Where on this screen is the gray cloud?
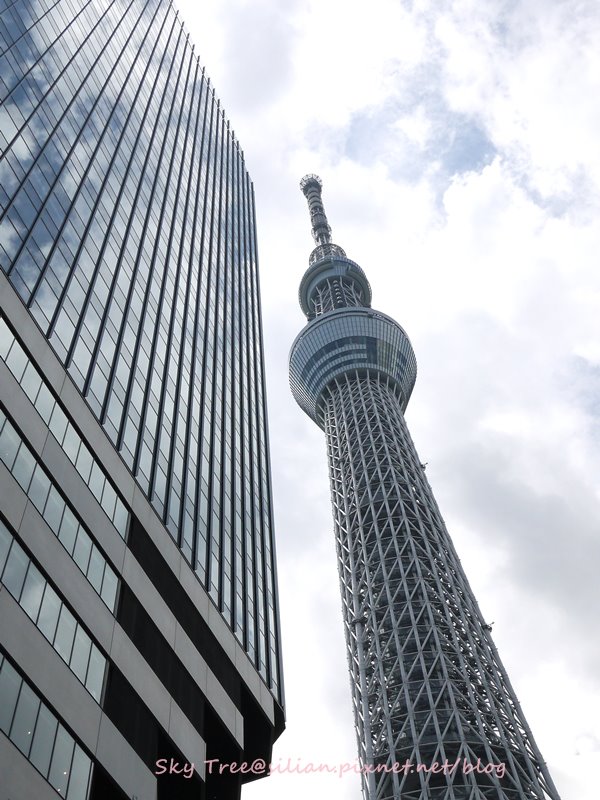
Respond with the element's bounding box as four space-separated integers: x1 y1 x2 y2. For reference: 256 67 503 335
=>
408 310 600 687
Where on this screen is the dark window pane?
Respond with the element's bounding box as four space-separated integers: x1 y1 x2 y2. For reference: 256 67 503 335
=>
112 498 128 538
69 626 91 684
66 744 92 800
0 659 21 734
54 606 77 662
0 420 20 469
28 464 51 511
73 533 91 573
0 520 12 575
100 567 118 611
62 423 80 463
58 507 78 553
30 704 58 776
35 383 55 423
44 485 65 533
101 480 116 519
48 725 75 796
87 547 104 593
75 444 93 483
48 404 68 443
37 584 61 641
85 646 106 702
5 340 28 381
2 540 28 600
11 443 36 490
20 361 42 400
10 681 40 757
88 462 103 501
0 318 14 359
20 561 46 622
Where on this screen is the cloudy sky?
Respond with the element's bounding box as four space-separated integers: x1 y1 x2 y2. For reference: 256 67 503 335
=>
175 1 600 797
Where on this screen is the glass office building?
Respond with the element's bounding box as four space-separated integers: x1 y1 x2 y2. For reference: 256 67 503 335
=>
0 1 284 798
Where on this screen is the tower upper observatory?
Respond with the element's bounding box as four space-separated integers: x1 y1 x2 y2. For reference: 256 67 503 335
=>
297 175 372 318
290 175 416 425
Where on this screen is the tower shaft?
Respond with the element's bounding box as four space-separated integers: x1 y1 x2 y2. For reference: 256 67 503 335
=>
289 176 562 800
324 371 559 799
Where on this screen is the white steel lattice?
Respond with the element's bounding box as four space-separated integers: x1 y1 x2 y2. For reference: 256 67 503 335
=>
311 276 366 316
322 372 561 800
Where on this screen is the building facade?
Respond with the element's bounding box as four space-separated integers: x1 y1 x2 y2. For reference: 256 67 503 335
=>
289 175 560 800
0 1 284 798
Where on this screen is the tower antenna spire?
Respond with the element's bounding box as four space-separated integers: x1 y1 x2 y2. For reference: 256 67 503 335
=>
300 174 332 246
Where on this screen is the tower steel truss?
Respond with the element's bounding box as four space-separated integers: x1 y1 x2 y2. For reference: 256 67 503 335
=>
289 176 561 800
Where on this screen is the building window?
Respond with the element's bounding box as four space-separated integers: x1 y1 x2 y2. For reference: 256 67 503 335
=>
0 518 107 702
0 409 119 612
0 316 129 538
0 652 93 800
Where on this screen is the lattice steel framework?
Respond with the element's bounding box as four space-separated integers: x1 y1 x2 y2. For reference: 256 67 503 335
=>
289 176 561 800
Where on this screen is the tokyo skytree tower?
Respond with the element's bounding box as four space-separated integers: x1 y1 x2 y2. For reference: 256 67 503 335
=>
289 175 561 800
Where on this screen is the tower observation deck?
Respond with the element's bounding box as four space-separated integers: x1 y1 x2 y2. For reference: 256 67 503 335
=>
289 175 561 800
